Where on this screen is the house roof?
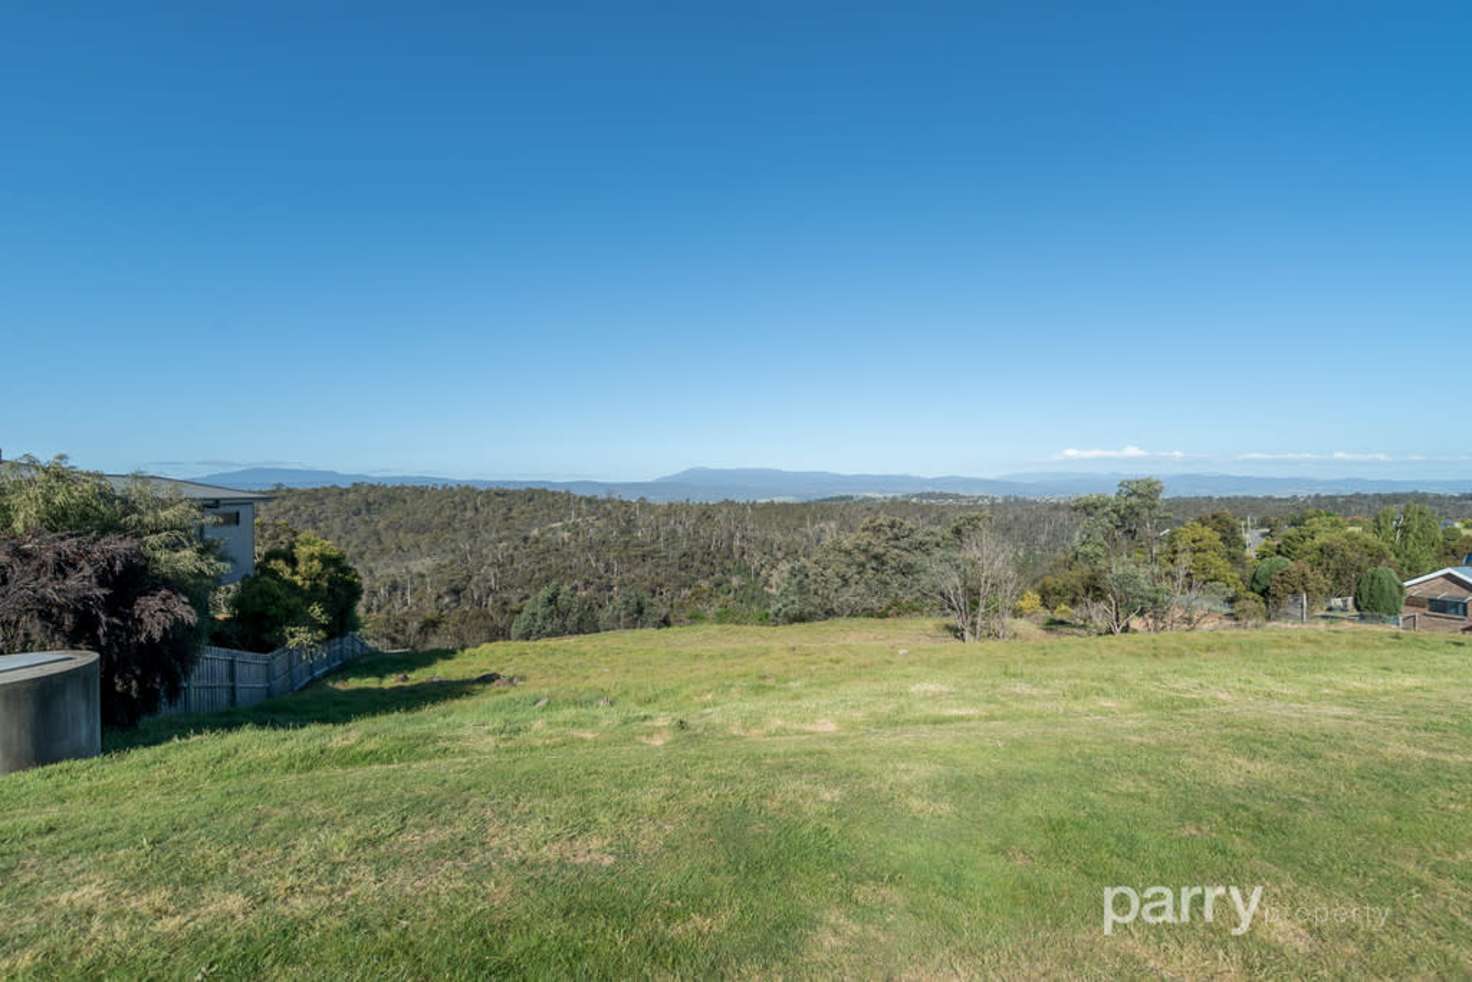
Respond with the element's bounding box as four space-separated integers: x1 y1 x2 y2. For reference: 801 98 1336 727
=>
102 474 273 503
1403 566 1472 590
2 461 270 503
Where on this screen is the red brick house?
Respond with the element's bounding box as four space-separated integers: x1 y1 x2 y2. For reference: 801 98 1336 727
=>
1402 565 1472 632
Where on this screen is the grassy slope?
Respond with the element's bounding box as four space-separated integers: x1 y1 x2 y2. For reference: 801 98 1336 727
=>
2 621 1470 979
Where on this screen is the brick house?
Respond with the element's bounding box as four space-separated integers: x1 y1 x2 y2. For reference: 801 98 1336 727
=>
1402 564 1472 632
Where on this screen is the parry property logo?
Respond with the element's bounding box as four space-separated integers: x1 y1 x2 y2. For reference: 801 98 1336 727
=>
1103 885 1264 936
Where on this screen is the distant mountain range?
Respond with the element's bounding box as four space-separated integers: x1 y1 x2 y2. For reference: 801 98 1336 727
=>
188 466 1472 502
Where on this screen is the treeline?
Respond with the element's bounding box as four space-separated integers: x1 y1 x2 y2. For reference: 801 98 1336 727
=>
262 483 1472 648
1033 483 1472 632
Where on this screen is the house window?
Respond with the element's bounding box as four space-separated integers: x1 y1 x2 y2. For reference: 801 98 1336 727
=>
211 510 241 527
1428 597 1468 617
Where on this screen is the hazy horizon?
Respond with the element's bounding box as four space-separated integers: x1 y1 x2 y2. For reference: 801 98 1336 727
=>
35 457 1472 487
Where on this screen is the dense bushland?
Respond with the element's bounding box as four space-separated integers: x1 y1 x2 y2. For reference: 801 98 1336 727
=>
262 482 1472 648
262 486 1077 648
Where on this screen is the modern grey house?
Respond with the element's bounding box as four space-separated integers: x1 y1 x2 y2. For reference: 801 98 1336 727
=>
103 475 272 584
0 458 271 584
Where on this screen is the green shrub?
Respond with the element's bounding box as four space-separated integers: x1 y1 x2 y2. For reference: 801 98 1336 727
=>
511 583 600 641
222 570 313 651
1265 561 1329 616
599 588 665 631
1231 593 1266 626
770 560 828 625
223 530 362 652
1250 556 1291 596
279 534 362 638
1354 566 1405 616
1037 568 1098 610
714 604 768 625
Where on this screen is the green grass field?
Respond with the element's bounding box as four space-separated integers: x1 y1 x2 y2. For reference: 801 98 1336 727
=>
3 620 1470 978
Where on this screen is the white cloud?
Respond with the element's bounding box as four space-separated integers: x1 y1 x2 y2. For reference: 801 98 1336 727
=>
1057 445 1186 461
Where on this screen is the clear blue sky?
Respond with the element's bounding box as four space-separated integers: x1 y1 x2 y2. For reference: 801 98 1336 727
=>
4 2 1469 480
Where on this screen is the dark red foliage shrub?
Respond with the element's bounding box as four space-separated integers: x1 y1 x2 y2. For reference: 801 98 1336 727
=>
0 533 200 726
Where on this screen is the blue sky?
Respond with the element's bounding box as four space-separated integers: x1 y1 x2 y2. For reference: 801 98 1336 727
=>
4 2 1469 481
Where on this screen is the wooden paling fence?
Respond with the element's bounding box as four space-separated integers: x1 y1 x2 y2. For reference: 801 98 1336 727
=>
156 634 373 717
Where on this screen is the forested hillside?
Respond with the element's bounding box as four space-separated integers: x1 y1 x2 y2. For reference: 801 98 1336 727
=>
258 487 1076 647
261 484 1472 649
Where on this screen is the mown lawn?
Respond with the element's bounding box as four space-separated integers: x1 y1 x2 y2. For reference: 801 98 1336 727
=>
2 620 1470 978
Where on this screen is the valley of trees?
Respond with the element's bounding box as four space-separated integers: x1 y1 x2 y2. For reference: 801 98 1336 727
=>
5 456 1470 724
261 483 1472 649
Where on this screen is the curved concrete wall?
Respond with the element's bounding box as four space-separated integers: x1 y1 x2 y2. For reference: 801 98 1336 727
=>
0 651 101 774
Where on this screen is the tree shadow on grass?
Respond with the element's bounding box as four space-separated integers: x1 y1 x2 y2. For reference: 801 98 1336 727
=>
329 647 466 682
106 650 491 752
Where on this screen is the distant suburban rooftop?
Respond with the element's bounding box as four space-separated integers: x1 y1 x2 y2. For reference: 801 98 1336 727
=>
1404 567 1472 589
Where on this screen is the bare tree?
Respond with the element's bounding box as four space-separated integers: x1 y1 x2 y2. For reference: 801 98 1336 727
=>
934 529 1021 642
1081 560 1161 635
1146 555 1231 631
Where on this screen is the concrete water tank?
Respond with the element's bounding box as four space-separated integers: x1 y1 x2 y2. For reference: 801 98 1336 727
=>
0 651 101 774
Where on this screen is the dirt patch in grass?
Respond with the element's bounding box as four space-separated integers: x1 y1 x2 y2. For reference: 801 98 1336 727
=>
541 837 616 867
852 882 901 907
1260 911 1314 952
668 911 730 938
905 796 955 817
